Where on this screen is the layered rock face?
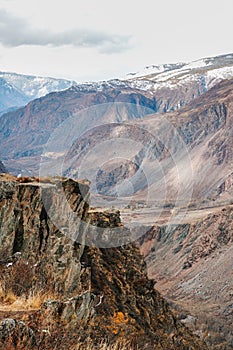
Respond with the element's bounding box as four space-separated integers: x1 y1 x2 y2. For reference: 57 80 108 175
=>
0 175 206 349
0 175 90 295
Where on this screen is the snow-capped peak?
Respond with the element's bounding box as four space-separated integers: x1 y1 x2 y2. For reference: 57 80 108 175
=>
125 53 233 82
122 53 233 93
0 71 76 100
126 62 186 79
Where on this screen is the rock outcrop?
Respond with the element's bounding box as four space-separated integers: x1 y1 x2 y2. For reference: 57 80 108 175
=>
0 174 206 349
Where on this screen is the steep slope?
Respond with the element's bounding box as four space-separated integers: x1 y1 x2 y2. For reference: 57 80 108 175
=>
0 174 206 349
139 205 233 349
135 78 233 202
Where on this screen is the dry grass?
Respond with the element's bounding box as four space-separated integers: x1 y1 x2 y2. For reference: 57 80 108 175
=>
0 252 58 311
0 283 54 311
0 337 137 350
71 339 137 350
9 290 50 310
0 280 16 304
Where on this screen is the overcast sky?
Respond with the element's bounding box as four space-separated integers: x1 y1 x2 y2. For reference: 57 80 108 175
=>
0 0 232 82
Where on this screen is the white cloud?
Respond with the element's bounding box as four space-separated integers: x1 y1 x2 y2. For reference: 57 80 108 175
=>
0 0 232 81
0 9 131 53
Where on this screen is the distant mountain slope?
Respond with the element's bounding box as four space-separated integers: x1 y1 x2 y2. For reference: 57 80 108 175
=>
1 54 233 203
1 53 233 118
0 82 157 174
0 71 76 100
125 53 233 113
61 78 233 206
126 53 233 88
0 77 28 114
0 71 76 115
1 74 233 206
133 78 233 202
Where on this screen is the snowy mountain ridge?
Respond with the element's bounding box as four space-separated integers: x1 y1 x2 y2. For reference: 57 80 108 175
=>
0 71 76 99
0 71 77 115
125 53 233 80
1 53 233 116
124 53 233 92
69 53 233 95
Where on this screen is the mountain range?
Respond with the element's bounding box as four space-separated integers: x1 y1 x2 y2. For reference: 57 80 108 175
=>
1 52 233 117
125 53 233 112
1 53 233 205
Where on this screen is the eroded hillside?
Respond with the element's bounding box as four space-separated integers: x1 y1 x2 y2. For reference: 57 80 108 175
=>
139 205 233 349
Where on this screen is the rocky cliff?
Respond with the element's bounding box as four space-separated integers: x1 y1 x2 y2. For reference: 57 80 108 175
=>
0 174 206 349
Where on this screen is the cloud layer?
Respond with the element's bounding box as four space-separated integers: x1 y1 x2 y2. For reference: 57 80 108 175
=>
0 10 131 53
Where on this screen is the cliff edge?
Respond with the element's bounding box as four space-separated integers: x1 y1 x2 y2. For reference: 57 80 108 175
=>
0 175 206 349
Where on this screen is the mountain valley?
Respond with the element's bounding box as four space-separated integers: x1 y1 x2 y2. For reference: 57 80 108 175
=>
1 53 233 349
